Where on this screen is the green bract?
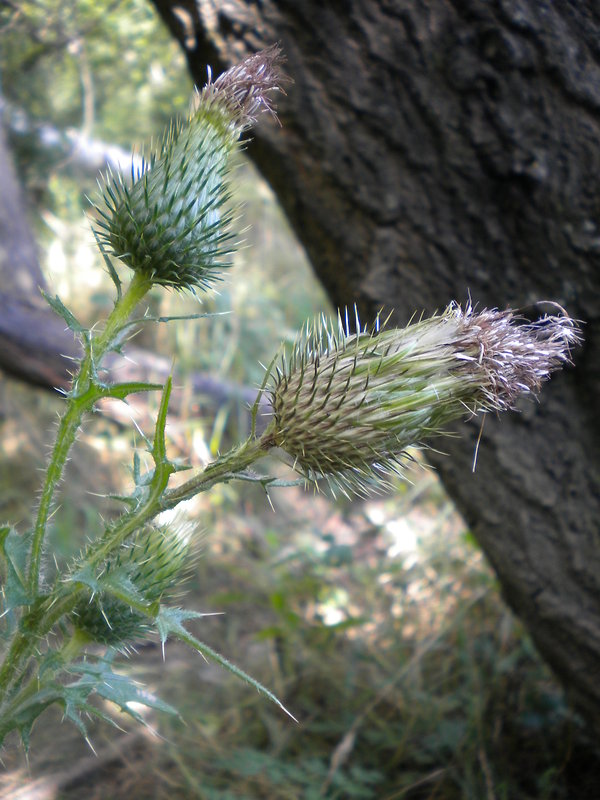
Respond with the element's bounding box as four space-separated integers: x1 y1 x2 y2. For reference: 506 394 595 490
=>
265 304 580 496
94 46 282 292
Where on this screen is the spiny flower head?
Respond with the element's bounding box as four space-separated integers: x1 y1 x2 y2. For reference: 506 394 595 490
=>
72 521 193 646
94 46 283 292
264 303 580 496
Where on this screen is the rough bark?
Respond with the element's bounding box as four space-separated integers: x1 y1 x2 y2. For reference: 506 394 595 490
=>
150 0 600 724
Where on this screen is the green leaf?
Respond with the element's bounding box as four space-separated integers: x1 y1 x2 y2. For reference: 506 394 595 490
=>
133 450 142 483
0 683 65 749
37 649 66 680
41 291 87 334
68 562 101 594
101 569 159 617
156 606 298 722
61 693 107 739
69 655 178 720
98 381 163 401
105 493 138 508
0 526 34 610
171 462 193 473
251 352 278 438
119 311 227 333
155 606 215 643
233 473 304 489
0 655 177 748
152 376 173 465
156 311 228 323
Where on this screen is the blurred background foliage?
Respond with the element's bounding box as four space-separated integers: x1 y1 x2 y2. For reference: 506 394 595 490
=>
0 2 598 798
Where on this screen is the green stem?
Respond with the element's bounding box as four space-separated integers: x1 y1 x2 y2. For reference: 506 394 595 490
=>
86 467 170 569
83 434 268 568
0 461 166 702
27 272 152 597
162 434 270 509
60 627 90 662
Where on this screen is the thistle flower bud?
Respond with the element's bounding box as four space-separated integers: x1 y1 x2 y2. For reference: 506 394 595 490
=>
265 303 581 496
94 47 283 292
72 522 192 646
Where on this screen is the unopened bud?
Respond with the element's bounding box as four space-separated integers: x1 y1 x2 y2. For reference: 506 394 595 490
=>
94 47 283 292
72 522 192 646
265 303 580 496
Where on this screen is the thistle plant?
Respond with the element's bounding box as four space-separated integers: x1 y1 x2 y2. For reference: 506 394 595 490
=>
0 47 581 751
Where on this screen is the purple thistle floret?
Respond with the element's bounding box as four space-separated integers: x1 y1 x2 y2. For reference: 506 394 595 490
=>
195 44 284 130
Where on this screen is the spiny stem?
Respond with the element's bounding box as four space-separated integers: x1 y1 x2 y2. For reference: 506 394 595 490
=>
27 272 152 598
85 467 170 569
162 435 270 509
60 628 91 662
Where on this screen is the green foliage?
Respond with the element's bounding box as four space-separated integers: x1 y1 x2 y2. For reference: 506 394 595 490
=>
0 645 179 749
65 651 178 724
0 526 34 617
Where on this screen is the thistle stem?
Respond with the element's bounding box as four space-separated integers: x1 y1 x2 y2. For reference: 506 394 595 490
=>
85 464 171 569
27 272 152 598
162 435 270 509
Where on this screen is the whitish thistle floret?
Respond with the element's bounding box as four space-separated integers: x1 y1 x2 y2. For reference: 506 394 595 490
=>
94 46 283 292
265 303 581 496
72 522 192 646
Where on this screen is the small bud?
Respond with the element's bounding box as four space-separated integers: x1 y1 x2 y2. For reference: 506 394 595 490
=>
265 303 581 496
94 47 283 292
72 522 192 646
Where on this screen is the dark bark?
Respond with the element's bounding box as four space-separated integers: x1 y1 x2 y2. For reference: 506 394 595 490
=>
151 0 600 725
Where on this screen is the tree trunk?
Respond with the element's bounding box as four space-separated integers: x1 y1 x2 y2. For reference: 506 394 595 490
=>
151 0 600 725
